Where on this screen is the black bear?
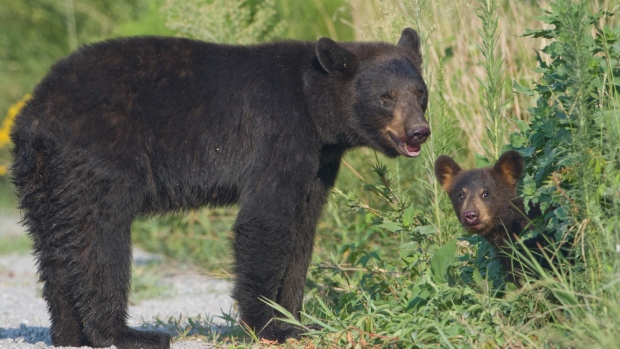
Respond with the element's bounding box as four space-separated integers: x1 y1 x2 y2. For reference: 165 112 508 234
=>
10 28 430 348
434 151 545 286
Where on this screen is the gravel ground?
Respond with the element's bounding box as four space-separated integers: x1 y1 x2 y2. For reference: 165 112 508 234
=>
0 213 234 349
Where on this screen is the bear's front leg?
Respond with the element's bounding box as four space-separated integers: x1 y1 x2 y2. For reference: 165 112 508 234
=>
273 177 331 326
231 173 327 343
231 205 299 342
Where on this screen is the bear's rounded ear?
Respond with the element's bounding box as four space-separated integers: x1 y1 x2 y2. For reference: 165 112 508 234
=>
316 37 357 78
493 150 524 187
434 155 462 192
397 28 421 55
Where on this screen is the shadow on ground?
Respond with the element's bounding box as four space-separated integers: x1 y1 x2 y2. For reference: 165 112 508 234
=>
0 323 185 345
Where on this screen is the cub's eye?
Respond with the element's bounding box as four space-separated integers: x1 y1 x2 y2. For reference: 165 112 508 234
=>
457 193 465 201
482 191 489 198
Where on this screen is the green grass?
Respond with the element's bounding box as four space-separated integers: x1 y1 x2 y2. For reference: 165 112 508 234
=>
0 179 17 213
130 260 173 304
0 234 30 255
131 209 236 275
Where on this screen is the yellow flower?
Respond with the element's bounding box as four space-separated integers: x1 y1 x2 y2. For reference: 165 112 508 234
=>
0 94 30 147
0 94 31 176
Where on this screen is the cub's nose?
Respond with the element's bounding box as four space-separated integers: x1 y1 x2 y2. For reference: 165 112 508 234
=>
407 126 431 144
463 210 479 225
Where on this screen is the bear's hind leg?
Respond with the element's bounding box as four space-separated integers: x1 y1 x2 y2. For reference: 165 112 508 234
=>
12 132 170 348
36 197 171 349
15 150 89 345
41 260 87 346
26 172 168 348
69 184 171 349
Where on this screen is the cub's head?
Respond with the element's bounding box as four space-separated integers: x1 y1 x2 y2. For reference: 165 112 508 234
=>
315 28 430 158
434 151 524 236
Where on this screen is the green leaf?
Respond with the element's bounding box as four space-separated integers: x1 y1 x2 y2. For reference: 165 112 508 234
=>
402 204 415 227
554 205 571 221
359 254 370 267
430 240 457 283
340 243 355 255
472 268 483 285
516 119 531 134
369 251 382 262
505 282 518 293
510 132 525 148
376 220 402 232
512 81 534 96
518 147 536 157
415 225 437 235
475 153 491 167
399 241 418 259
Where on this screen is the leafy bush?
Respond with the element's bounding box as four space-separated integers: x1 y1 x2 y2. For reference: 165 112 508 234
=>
512 0 620 251
161 0 286 44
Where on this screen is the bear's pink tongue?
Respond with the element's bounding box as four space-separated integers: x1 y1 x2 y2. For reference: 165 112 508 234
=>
401 142 421 157
388 131 422 157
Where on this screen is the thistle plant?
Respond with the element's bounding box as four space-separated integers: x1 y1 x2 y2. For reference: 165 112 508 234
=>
476 0 506 162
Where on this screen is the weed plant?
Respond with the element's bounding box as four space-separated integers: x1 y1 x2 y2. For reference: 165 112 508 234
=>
477 0 508 163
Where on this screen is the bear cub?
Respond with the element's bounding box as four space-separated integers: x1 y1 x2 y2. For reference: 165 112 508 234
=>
434 151 546 285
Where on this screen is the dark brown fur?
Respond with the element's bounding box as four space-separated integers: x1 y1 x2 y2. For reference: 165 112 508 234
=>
11 29 429 348
434 151 543 285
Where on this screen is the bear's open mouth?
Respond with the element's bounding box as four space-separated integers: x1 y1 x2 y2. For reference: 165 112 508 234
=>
388 132 421 157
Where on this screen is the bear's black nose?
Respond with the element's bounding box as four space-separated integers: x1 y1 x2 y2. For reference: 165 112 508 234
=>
464 210 479 225
408 126 431 144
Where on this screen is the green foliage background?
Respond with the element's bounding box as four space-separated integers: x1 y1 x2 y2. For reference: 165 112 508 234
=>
0 0 619 348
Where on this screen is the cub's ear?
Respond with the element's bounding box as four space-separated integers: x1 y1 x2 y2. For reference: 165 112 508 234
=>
397 28 422 54
434 155 462 192
493 150 524 187
316 37 357 77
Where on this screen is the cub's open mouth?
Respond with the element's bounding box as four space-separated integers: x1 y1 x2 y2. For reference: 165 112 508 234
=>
464 222 491 236
465 222 485 232
388 131 421 157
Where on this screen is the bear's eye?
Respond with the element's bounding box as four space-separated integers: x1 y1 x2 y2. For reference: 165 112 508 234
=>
381 92 395 102
482 191 489 198
457 193 465 201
